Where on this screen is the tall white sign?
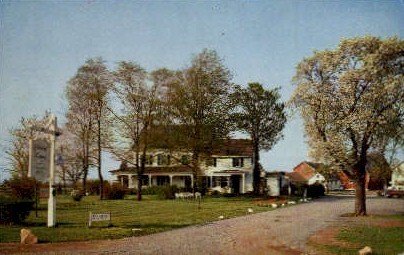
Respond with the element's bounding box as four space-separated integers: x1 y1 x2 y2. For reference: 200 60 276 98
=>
27 113 58 227
30 139 50 182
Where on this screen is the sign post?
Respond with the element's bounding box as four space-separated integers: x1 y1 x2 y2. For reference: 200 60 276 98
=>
47 114 56 227
27 113 58 227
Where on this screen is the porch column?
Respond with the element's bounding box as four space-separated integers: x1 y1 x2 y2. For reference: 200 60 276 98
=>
210 175 213 188
120 175 124 186
148 174 152 187
129 174 134 188
169 175 173 186
190 174 194 188
242 173 246 194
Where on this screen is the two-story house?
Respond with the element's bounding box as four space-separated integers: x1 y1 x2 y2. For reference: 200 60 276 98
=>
109 139 255 194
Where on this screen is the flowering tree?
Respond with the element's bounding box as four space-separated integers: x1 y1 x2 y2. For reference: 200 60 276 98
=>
292 36 403 215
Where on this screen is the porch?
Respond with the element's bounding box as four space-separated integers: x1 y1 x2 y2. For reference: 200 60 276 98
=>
115 171 249 194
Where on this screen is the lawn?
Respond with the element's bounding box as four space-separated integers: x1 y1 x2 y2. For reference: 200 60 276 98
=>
0 195 275 243
320 214 404 255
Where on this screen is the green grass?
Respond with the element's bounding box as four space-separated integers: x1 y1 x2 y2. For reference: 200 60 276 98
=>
321 215 404 255
0 195 273 243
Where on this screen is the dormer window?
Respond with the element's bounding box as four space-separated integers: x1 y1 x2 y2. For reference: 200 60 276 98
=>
181 155 190 165
232 158 244 167
145 155 153 165
157 154 170 166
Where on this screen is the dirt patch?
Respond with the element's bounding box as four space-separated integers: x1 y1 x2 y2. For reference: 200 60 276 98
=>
308 226 354 249
307 214 404 254
0 240 106 254
372 220 404 228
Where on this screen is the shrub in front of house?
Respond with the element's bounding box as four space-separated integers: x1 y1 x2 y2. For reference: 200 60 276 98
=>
307 183 325 198
2 177 38 200
158 185 179 200
290 183 307 197
142 186 165 195
0 177 36 224
70 189 85 202
0 195 34 224
104 183 126 200
86 180 111 195
126 188 137 195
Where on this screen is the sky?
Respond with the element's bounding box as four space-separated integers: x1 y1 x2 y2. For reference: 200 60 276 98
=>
0 1 403 181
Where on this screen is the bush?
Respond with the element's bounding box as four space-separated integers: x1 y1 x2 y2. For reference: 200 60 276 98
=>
86 180 110 195
307 183 325 198
157 185 179 200
209 190 221 197
0 195 34 224
290 183 307 197
126 188 137 195
70 189 84 202
142 186 165 195
104 183 126 200
2 177 38 200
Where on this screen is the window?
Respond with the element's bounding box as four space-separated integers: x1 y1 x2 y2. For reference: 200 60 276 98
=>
181 155 190 165
157 154 170 165
232 158 244 167
145 155 153 165
206 157 217 167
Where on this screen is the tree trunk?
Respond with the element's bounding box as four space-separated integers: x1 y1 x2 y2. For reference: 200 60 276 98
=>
137 153 146 201
354 164 367 216
98 118 104 200
137 174 142 201
253 141 260 195
82 166 88 192
192 151 199 193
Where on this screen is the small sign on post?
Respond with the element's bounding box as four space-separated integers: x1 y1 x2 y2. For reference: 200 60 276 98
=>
30 139 50 183
88 212 111 227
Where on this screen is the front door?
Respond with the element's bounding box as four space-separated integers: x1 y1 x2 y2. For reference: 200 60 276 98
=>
230 175 241 194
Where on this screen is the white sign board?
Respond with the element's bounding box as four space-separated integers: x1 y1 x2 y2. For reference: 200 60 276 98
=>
88 212 111 227
30 139 50 182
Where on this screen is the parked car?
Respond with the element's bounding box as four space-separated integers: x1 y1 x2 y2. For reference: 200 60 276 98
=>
386 187 404 198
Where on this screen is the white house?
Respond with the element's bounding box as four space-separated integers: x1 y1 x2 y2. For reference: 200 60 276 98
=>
390 163 404 190
109 139 256 194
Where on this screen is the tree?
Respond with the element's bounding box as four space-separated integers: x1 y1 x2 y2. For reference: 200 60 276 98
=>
165 49 234 191
6 124 29 178
110 61 162 201
66 58 113 199
5 114 52 178
232 83 286 195
292 36 403 215
56 127 85 189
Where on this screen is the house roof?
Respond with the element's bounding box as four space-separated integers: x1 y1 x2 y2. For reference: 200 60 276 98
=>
212 139 253 157
304 161 323 169
110 165 192 174
286 172 307 182
293 162 315 179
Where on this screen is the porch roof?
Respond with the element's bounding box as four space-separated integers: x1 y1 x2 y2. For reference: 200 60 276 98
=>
110 165 192 175
211 170 246 174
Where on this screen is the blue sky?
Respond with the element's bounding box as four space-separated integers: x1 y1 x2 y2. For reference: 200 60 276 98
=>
0 1 403 181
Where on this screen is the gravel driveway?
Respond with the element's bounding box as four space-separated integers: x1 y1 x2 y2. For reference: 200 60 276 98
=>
3 196 403 255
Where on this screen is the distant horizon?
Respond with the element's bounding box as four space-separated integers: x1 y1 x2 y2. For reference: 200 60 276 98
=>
1 1 403 181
